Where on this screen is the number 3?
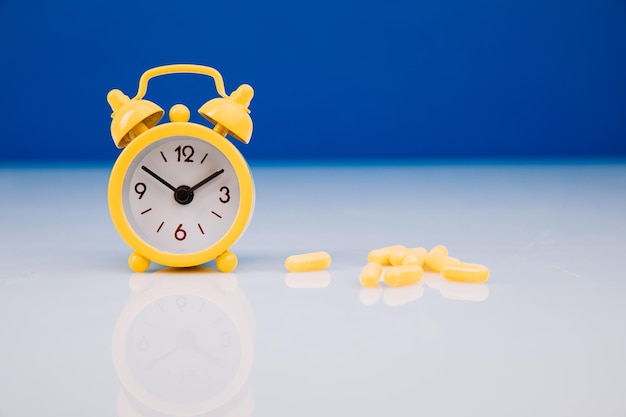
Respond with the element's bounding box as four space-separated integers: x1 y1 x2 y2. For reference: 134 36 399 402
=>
219 186 230 203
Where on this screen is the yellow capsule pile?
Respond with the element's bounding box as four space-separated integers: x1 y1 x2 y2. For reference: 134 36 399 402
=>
360 244 489 287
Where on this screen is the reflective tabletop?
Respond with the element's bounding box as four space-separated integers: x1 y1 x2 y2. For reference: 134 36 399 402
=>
1 163 625 416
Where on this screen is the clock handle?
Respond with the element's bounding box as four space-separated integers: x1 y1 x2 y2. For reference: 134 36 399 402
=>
132 64 229 100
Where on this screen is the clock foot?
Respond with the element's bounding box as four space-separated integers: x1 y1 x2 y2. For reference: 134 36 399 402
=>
128 252 150 272
216 250 237 272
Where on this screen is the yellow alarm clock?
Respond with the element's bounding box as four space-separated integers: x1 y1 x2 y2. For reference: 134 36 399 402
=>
106 64 254 273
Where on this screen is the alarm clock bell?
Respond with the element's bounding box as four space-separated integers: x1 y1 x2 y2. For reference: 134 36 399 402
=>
107 82 253 149
107 89 164 148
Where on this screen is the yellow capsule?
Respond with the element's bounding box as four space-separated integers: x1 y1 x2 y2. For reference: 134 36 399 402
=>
424 255 445 272
402 254 424 266
430 245 448 257
424 245 451 272
411 247 428 261
425 255 459 272
360 262 383 287
285 251 332 272
389 247 427 266
441 262 490 283
368 245 404 265
389 248 408 266
384 265 424 287
441 256 460 269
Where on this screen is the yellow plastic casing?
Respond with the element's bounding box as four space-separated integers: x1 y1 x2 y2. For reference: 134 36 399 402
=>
108 121 254 268
216 250 238 273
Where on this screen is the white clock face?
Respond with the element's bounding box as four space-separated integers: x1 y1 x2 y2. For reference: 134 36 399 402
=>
123 136 240 254
126 294 242 404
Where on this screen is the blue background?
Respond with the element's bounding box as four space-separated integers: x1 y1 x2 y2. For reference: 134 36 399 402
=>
1 0 625 163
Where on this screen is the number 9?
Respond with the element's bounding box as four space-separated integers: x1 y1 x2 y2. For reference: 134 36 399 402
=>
135 182 146 199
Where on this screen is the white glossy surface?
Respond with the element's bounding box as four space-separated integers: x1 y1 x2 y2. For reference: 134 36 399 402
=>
1 163 625 416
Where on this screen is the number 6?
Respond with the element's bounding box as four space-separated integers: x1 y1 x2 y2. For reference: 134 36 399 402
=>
174 224 187 241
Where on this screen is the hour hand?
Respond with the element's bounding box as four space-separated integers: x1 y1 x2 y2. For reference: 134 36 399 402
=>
141 165 176 192
189 169 225 192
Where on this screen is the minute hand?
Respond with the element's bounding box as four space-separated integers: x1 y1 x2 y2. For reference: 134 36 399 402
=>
141 165 176 192
189 169 225 192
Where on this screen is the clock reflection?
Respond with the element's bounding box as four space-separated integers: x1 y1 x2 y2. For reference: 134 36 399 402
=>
112 267 255 417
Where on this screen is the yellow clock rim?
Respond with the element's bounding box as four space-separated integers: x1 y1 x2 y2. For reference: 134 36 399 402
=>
108 122 254 267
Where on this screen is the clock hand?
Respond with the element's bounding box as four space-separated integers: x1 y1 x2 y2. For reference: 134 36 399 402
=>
189 169 225 192
146 345 179 370
141 165 176 192
189 344 226 368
